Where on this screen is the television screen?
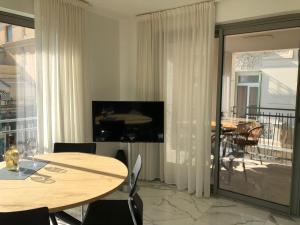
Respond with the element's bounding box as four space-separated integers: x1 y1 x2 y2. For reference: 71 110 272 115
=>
92 101 164 143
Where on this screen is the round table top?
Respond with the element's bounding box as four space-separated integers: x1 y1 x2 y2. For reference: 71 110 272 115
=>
0 152 128 213
211 120 237 129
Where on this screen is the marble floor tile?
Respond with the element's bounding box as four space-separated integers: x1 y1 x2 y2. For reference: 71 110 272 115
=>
55 181 298 225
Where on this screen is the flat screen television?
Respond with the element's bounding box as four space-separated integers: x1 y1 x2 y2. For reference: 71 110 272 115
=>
92 101 164 143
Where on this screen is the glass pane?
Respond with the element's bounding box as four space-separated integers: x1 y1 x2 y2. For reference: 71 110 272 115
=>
0 23 36 160
238 75 259 83
248 87 259 117
236 86 248 118
218 27 300 205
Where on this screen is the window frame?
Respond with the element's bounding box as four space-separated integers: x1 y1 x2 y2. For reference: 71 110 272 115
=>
236 71 262 118
0 11 33 29
6 24 13 42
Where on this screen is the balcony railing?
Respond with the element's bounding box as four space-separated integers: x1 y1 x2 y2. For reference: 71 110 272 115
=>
246 106 295 162
0 117 37 158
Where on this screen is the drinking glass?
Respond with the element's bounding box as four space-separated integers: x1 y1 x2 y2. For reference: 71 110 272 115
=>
17 146 25 176
31 147 38 168
26 139 37 168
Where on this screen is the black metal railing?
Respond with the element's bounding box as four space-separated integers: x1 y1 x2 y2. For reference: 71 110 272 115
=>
246 107 295 162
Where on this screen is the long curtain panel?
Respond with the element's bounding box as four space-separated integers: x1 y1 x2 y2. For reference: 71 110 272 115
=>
14 40 37 153
136 2 215 197
35 0 86 152
3 36 36 155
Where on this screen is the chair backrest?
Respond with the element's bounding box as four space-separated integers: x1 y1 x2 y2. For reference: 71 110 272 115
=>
131 193 143 225
53 143 96 154
127 155 143 225
0 207 50 225
248 125 263 141
129 154 142 198
236 122 253 135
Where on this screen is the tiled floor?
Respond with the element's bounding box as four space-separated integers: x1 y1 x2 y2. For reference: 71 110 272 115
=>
219 158 292 205
57 181 300 225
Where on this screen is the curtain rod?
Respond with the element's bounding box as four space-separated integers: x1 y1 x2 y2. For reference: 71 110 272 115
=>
136 0 214 17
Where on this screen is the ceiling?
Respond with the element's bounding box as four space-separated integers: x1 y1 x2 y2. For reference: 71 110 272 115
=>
87 0 208 17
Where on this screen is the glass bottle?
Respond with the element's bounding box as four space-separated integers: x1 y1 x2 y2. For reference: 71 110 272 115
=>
4 135 19 171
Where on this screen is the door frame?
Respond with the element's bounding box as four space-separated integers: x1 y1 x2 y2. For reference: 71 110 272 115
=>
0 11 34 28
213 13 300 215
236 71 261 118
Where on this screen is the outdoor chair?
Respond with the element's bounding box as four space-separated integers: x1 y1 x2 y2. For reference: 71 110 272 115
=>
227 122 263 182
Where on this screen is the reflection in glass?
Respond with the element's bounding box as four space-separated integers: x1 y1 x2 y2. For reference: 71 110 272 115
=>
218 28 300 205
0 23 36 160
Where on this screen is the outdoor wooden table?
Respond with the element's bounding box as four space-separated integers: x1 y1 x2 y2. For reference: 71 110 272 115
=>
0 152 128 213
211 118 256 130
211 120 237 130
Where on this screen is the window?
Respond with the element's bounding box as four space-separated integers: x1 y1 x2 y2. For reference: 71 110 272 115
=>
6 25 12 42
235 72 261 118
238 75 260 83
0 20 36 158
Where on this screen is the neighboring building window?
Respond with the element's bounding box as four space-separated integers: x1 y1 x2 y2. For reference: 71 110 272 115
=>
238 75 260 83
236 72 261 118
6 25 13 42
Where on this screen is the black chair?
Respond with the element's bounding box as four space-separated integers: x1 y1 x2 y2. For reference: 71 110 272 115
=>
52 142 96 225
0 207 50 225
53 142 96 154
82 154 143 225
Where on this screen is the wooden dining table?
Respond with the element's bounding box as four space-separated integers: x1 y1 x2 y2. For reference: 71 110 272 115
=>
0 152 128 213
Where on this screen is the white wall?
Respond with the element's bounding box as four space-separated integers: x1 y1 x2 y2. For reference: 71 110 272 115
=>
119 17 137 100
260 51 299 110
84 11 120 156
216 0 300 23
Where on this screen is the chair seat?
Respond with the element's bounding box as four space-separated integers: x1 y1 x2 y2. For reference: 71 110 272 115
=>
0 207 50 225
83 200 134 225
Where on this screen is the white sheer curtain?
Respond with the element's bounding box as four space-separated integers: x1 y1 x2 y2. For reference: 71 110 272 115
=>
136 1 215 197
4 37 37 153
35 0 86 152
14 40 37 152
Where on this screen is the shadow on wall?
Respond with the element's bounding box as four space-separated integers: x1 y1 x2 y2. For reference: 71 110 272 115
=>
262 72 297 108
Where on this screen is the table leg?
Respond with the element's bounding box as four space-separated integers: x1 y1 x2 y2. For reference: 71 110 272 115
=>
50 214 58 225
55 211 81 225
81 206 84 221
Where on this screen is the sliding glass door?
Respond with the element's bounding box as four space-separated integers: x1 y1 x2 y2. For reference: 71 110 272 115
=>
216 26 300 208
